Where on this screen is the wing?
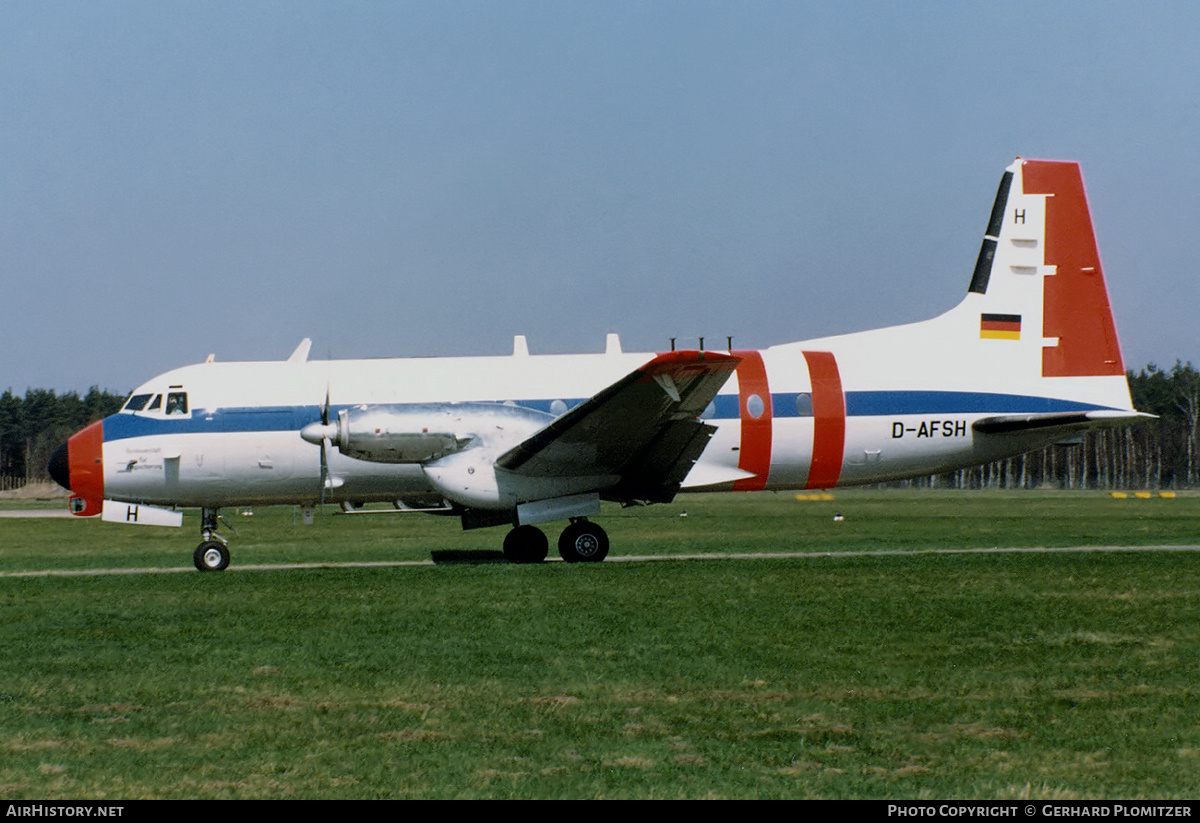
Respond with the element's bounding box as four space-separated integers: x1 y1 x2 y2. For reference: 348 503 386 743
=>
497 350 740 503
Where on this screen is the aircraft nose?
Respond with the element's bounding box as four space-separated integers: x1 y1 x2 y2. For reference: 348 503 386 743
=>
48 442 70 489
49 420 105 516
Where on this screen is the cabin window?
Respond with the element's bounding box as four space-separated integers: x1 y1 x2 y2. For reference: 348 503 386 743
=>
166 392 189 415
147 394 162 411
795 393 813 418
746 393 766 419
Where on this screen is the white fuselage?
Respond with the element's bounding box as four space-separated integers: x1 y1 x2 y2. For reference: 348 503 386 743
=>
97 329 1126 512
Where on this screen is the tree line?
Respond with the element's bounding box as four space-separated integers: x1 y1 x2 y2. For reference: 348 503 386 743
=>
3 362 1198 491
0 388 124 490
895 362 1200 491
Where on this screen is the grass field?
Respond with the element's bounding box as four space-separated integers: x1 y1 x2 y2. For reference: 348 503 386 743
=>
1 490 1198 799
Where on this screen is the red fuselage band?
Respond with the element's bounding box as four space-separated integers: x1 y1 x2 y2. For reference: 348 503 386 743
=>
732 350 771 491
803 350 845 489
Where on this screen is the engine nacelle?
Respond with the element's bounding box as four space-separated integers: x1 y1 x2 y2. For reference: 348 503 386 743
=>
334 406 468 463
301 402 552 465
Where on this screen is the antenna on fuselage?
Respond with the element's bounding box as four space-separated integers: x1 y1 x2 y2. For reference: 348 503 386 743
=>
287 338 312 363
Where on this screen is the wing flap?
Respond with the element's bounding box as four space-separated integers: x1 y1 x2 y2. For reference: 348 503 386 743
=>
497 350 740 502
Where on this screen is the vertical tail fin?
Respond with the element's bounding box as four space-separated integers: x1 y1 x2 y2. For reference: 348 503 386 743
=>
800 158 1136 415
969 158 1125 378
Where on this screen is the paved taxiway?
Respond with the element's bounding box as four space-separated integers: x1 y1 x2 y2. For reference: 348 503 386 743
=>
1 544 1198 578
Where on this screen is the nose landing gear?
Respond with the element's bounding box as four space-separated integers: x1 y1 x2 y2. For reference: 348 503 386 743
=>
193 507 231 572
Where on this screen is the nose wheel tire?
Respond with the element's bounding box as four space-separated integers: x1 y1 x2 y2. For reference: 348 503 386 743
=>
194 540 230 572
558 520 609 563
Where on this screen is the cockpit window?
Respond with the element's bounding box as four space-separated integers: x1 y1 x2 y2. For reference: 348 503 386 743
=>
122 390 189 415
123 393 153 412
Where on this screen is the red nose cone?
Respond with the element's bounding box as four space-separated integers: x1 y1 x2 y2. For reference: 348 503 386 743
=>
52 420 104 517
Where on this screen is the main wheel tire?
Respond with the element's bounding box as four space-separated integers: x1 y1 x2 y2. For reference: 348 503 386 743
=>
193 540 230 572
503 525 549 564
558 521 609 563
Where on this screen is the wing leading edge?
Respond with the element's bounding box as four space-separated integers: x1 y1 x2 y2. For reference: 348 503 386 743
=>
497 350 741 503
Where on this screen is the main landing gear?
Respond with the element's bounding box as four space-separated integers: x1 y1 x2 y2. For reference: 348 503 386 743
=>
502 518 610 564
189 506 608 571
193 507 231 572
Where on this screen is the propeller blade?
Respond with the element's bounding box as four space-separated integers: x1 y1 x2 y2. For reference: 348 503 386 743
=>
320 384 330 506
299 383 336 508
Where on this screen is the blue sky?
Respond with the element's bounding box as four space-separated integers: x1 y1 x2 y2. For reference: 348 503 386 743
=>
3 1 1197 393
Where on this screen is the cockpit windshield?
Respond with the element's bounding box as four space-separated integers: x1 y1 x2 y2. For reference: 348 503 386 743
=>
123 393 153 412
122 390 189 415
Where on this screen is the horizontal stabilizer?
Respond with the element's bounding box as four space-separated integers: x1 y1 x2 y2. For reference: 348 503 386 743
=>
973 410 1154 436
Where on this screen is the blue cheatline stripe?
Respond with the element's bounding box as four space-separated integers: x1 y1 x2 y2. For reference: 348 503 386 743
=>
710 391 1111 421
102 406 316 440
99 391 1119 443
841 390 1111 416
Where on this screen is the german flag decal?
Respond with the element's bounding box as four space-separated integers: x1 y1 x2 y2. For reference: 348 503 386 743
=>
980 313 1021 340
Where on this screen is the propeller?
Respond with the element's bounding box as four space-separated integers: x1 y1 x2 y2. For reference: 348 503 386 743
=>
300 384 340 506
318 386 330 506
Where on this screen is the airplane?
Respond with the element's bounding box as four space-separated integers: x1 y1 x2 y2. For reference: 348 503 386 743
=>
48 158 1150 571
